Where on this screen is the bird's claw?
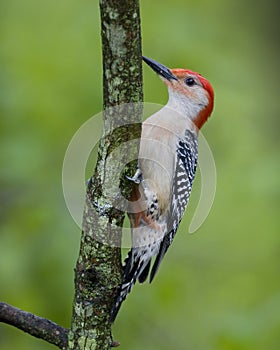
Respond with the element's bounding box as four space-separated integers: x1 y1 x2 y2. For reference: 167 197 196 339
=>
126 168 142 184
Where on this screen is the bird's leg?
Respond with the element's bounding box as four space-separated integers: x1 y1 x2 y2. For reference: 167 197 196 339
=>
126 167 142 184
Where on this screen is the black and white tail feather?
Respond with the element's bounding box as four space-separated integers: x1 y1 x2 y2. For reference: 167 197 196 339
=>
110 130 198 322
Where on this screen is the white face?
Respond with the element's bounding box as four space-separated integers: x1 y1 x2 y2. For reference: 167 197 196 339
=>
166 75 209 122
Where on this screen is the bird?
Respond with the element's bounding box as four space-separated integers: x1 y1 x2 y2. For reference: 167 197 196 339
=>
110 56 214 322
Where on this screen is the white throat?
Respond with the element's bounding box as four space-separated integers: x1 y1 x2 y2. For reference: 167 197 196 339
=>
166 87 208 122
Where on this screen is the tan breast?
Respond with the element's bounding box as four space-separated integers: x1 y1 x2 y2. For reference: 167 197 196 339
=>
138 107 196 212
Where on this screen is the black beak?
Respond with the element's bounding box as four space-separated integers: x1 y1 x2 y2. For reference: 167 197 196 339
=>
142 56 178 81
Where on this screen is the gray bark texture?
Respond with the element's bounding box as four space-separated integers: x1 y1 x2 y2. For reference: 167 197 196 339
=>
0 302 68 349
68 1 143 349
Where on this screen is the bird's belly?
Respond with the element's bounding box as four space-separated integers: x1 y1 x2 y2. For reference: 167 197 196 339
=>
139 141 174 212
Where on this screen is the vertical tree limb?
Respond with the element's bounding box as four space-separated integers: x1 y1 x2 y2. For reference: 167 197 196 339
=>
68 1 143 349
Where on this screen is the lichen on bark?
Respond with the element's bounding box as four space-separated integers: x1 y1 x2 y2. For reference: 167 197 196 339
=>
68 1 143 349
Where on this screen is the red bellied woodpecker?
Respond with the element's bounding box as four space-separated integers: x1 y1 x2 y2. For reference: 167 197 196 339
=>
111 56 214 321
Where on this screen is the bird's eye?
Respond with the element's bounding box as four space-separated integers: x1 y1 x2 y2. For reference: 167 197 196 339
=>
185 77 196 87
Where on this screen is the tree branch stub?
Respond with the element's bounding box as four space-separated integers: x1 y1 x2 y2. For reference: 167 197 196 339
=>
0 302 68 350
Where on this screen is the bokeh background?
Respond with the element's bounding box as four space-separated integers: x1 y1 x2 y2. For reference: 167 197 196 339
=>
1 0 280 349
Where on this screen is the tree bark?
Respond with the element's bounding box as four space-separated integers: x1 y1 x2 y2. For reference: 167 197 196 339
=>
0 302 68 349
68 1 143 349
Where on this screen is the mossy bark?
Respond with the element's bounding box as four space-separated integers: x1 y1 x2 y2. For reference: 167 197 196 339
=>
68 1 142 349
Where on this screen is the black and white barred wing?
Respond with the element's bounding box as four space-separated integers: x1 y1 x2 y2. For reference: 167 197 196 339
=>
149 130 198 281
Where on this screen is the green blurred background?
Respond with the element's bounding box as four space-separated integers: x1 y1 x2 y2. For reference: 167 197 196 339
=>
1 0 280 349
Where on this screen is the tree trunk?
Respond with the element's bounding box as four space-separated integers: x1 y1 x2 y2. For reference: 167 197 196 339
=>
68 1 143 349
